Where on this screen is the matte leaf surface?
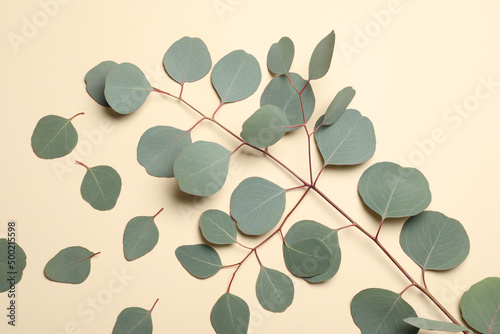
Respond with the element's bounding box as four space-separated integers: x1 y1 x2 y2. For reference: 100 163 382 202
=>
211 293 249 334
31 115 79 159
85 60 118 106
200 209 237 245
283 238 332 277
404 317 470 332
267 37 294 75
309 30 335 80
112 304 156 334
123 211 161 261
79 163 122 211
256 266 294 312
44 246 97 284
460 277 500 334
0 239 27 293
241 105 289 148
323 86 356 125
175 244 222 278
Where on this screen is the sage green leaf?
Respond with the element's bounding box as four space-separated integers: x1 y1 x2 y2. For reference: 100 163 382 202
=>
323 86 356 125
230 177 286 236
358 162 431 220
309 30 335 80
112 299 158 334
31 114 80 159
173 141 231 196
241 105 289 148
211 293 249 334
104 62 152 114
404 317 471 332
175 244 222 278
460 277 500 333
283 238 332 277
284 220 341 283
314 109 376 166
123 209 162 261
260 73 315 131
200 209 237 245
0 239 27 293
163 36 212 84
400 211 470 271
351 288 418 334
267 37 294 75
211 50 261 104
137 126 192 178
85 60 118 107
44 246 98 284
256 266 294 312
78 163 122 211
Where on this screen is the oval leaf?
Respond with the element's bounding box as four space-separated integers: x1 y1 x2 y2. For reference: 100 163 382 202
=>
211 50 261 104
44 246 97 284
358 162 432 220
0 239 27 293
173 141 231 196
230 177 286 236
123 209 162 261
309 30 335 80
404 317 471 332
31 114 80 159
200 209 237 245
137 126 192 178
112 299 158 334
267 36 294 75
400 211 470 271
78 163 122 211
323 86 356 125
241 105 289 148
283 238 332 277
460 277 500 334
85 60 118 107
256 266 294 312
175 244 222 279
351 288 418 334
211 293 249 334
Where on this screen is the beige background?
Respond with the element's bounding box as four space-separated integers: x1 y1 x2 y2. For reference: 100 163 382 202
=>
2 0 500 333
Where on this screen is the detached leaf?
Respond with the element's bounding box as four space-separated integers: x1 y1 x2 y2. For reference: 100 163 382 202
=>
175 244 222 279
267 37 294 75
112 299 158 334
44 246 98 284
85 60 118 106
309 30 335 80
460 277 500 334
0 239 27 293
323 86 356 125
211 293 249 334
123 209 162 261
78 162 122 211
241 105 289 148
200 209 237 245
283 238 331 277
31 114 81 159
404 317 471 332
256 266 294 312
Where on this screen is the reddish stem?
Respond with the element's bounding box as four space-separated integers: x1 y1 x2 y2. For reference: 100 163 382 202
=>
149 298 160 313
153 208 164 219
70 112 85 121
375 218 385 240
75 161 90 169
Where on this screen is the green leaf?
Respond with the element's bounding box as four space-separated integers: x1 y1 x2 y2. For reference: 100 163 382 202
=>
284 220 341 283
123 209 162 261
230 177 286 236
173 141 231 196
44 246 98 284
283 238 332 277
460 277 500 334
0 239 27 293
211 293 249 334
78 162 122 211
323 86 356 125
104 62 152 114
137 126 192 178
256 266 294 312
358 162 432 220
85 60 118 107
31 114 80 159
351 288 418 334
309 30 335 80
400 211 470 271
112 299 158 334
260 73 315 131
211 50 261 104
314 109 376 166
175 244 222 279
241 105 289 148
163 36 212 85
200 209 237 245
267 37 294 75
404 317 471 332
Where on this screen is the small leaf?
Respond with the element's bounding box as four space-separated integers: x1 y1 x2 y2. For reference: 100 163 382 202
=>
460 277 500 334
104 63 152 114
211 50 261 104
404 317 471 332
256 266 294 312
211 293 249 334
137 126 192 178
163 36 212 85
112 299 158 334
85 60 118 107
241 105 289 148
173 141 231 196
358 162 432 220
200 209 237 245
230 177 286 236
175 244 222 279
267 37 294 75
283 238 332 277
123 208 162 261
0 239 27 293
44 246 98 284
400 211 470 271
309 30 335 80
31 114 81 159
351 288 418 334
323 86 356 125
78 162 122 211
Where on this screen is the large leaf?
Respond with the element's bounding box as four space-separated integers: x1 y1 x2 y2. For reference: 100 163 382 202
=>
358 162 432 220
323 86 356 125
256 266 294 312
175 244 222 279
404 317 471 332
163 36 212 84
0 239 27 293
44 246 98 284
400 211 469 271
351 288 418 334
460 277 500 334
78 162 122 211
241 105 289 148
314 110 375 166
137 126 192 178
211 50 261 104
230 177 286 236
200 209 237 245
283 238 332 277
211 293 249 334
267 37 294 75
309 30 335 80
123 209 162 261
112 299 158 334
31 114 81 159
173 141 231 196
104 62 152 114
85 60 118 107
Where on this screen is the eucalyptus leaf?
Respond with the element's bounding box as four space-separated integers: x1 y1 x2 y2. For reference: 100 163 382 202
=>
460 277 500 334
112 299 158 334
123 209 162 261
211 293 249 334
404 317 471 332
44 246 98 284
309 30 335 80
85 60 118 107
200 209 237 245
283 238 332 277
78 162 122 211
0 239 27 293
31 114 80 159
175 244 222 279
323 86 356 125
267 37 294 75
256 266 294 312
241 105 289 148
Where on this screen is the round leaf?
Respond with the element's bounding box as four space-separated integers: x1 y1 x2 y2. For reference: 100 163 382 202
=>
31 115 79 159
358 162 432 220
309 30 335 80
267 36 294 75
44 246 97 284
230 177 286 236
85 60 118 107
79 163 122 211
123 213 161 261
283 238 332 277
241 105 289 148
175 244 222 279
323 86 356 125
0 239 27 293
400 211 470 271
200 209 237 245
173 141 231 196
460 277 500 334
404 317 471 332
112 305 155 334
256 266 294 312
211 293 249 334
